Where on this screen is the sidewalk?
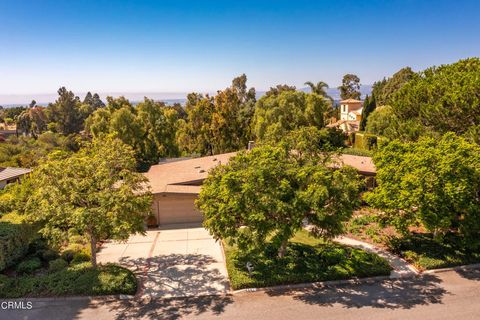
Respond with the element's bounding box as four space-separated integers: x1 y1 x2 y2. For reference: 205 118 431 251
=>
334 236 419 278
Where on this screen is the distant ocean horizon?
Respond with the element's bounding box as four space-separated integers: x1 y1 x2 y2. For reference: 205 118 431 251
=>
0 85 372 107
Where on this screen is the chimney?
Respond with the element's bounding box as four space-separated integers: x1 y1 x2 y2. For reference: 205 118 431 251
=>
247 141 255 150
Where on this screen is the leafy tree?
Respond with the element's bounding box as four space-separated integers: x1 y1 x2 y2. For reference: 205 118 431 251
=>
0 132 73 168
47 87 83 135
253 90 331 143
279 126 345 160
390 58 480 139
338 74 361 100
365 106 427 142
25 137 152 267
232 74 257 146
264 84 296 97
176 94 215 155
84 108 111 137
16 106 48 138
360 94 377 131
0 106 26 123
364 133 480 248
136 98 180 165
83 92 94 106
197 144 361 257
81 92 105 119
109 107 143 149
372 67 415 106
86 97 181 170
178 75 256 156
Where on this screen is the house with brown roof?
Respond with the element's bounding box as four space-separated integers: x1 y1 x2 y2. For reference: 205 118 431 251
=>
145 152 376 227
0 167 32 189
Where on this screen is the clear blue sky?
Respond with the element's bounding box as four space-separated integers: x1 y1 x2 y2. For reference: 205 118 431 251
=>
1 0 479 97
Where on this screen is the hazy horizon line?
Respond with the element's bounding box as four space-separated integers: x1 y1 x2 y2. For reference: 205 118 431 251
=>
0 85 373 106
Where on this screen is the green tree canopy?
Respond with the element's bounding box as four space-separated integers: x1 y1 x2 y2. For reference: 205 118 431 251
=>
85 97 182 170
264 84 296 97
372 67 415 106
338 74 361 100
197 143 361 257
364 133 480 248
360 94 376 131
372 58 480 143
177 74 256 156
47 87 84 135
24 136 152 267
253 90 331 143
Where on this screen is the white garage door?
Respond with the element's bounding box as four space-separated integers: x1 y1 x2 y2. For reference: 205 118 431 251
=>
154 194 203 225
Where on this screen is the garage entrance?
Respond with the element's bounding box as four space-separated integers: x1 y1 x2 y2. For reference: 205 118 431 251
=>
152 193 203 226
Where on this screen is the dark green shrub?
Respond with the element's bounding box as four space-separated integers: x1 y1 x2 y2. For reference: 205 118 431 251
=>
71 252 91 264
28 237 48 255
48 258 68 273
61 243 84 262
16 257 42 274
40 249 59 262
365 134 378 149
0 213 36 271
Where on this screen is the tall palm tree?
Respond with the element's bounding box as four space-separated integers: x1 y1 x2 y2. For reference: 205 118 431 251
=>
305 81 336 123
304 81 330 98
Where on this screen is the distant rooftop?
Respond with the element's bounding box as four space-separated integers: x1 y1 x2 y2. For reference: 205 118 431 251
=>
340 98 363 104
0 167 32 181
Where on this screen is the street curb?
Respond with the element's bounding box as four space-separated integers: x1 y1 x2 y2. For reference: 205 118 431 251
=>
422 263 480 274
230 262 480 295
231 273 416 295
0 294 136 303
218 240 232 293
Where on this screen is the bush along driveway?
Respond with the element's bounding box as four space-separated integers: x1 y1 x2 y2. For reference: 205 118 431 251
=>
224 230 392 290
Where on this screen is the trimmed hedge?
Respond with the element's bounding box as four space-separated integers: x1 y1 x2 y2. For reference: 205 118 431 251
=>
354 132 386 151
0 213 36 271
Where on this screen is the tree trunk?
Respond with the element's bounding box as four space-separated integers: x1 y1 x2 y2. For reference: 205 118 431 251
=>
89 234 97 268
277 239 288 258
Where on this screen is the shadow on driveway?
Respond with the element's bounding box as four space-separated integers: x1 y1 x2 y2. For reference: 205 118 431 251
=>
266 274 448 309
455 267 480 281
119 253 229 298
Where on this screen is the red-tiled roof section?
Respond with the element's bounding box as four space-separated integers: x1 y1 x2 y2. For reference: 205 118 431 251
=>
340 98 362 104
146 151 376 195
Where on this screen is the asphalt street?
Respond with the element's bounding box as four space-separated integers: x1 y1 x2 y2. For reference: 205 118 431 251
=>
2 268 480 320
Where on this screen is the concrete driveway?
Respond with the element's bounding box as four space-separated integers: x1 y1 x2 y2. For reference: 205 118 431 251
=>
97 226 230 298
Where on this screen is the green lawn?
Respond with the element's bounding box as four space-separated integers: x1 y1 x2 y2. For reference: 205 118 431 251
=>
224 229 392 290
0 262 137 298
389 233 480 271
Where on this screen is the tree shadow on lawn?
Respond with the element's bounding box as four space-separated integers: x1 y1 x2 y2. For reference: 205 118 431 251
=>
266 274 448 309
